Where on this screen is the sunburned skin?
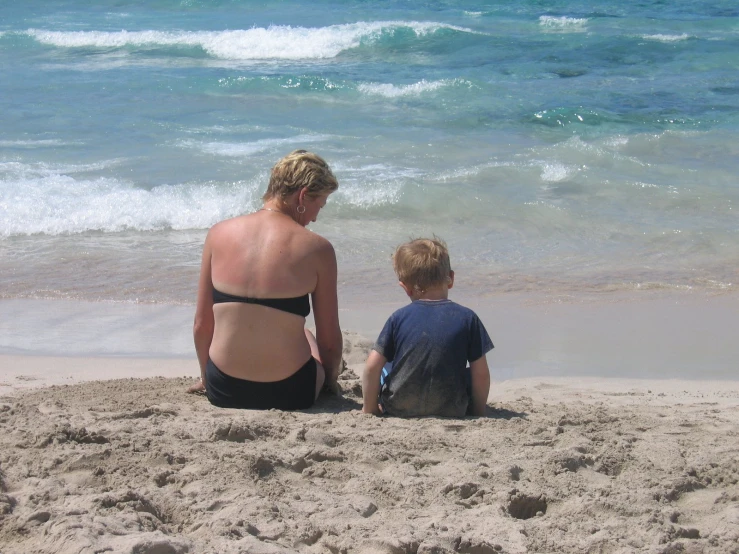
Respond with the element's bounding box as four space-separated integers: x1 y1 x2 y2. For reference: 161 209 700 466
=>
189 152 343 409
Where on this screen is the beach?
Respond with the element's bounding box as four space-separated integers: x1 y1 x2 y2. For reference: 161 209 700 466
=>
1 293 738 553
1 350 738 554
3 1 739 552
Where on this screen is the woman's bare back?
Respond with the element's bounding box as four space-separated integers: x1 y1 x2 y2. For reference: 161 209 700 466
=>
207 211 331 381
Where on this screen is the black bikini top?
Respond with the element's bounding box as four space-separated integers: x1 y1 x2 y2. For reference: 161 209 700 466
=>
212 287 310 318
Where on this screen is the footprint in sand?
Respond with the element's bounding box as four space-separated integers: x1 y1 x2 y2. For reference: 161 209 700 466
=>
37 400 66 414
305 428 338 447
112 406 178 420
507 492 548 520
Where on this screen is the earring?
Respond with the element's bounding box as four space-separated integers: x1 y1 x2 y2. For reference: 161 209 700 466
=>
297 205 306 214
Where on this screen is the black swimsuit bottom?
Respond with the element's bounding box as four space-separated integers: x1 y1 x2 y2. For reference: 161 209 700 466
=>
205 357 317 410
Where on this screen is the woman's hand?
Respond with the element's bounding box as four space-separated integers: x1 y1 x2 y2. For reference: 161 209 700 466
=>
186 379 206 395
322 379 342 396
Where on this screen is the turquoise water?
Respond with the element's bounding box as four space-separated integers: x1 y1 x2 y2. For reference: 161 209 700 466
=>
1 0 738 303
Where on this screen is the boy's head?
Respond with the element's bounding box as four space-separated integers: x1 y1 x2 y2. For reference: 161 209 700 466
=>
393 237 453 295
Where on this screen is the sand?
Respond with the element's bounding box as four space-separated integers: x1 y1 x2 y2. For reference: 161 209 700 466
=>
1 332 738 554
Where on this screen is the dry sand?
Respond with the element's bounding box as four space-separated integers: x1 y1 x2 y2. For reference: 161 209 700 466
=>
1 333 738 554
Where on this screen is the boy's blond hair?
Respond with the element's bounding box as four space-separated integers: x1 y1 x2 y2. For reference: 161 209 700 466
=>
392 237 451 292
263 150 338 201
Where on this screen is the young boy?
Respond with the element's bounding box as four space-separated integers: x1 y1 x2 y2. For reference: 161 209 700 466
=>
362 238 493 417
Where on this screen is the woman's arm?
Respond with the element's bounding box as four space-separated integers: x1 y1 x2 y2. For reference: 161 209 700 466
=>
191 229 215 392
311 240 343 387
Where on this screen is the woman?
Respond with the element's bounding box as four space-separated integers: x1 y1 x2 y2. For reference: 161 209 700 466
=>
188 150 343 409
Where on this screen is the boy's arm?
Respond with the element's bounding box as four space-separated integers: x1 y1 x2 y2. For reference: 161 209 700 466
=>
469 355 491 417
362 350 387 415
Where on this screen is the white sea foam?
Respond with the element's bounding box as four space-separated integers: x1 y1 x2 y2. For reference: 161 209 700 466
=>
604 136 629 148
641 33 690 42
524 200 565 211
539 16 588 31
0 162 260 236
432 161 515 182
0 159 123 177
331 163 418 207
539 162 572 182
528 137 650 173
539 16 587 28
180 134 330 157
25 21 474 60
0 139 73 147
336 182 402 207
358 79 450 98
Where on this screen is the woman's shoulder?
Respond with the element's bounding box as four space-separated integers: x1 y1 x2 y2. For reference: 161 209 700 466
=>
272 218 333 252
289 229 336 277
304 230 335 254
207 213 255 238
208 213 335 260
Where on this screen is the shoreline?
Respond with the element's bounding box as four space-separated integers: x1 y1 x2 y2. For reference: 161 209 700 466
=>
2 355 737 402
1 290 737 390
3 351 739 393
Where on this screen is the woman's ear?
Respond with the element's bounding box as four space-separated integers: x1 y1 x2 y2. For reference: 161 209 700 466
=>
297 187 308 207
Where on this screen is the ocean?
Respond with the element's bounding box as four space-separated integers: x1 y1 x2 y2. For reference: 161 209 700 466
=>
1 0 738 309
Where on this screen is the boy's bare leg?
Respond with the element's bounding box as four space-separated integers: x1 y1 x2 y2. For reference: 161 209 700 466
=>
305 328 327 399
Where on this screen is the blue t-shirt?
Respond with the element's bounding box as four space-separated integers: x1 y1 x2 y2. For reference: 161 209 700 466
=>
374 299 494 417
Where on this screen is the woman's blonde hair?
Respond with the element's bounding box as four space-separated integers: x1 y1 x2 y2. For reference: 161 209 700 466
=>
262 150 338 201
392 237 451 292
